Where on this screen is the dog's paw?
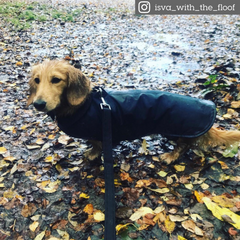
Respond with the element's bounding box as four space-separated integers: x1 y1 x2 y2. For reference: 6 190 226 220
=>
84 148 101 161
160 152 179 165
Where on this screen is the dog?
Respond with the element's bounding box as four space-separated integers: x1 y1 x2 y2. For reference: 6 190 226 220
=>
27 60 240 164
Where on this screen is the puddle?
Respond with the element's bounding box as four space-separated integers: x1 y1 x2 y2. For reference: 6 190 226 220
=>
116 30 201 81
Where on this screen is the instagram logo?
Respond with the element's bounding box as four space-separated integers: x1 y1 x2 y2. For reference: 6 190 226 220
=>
138 1 151 13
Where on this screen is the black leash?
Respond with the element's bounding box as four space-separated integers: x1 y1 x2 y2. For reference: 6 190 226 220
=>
100 88 116 240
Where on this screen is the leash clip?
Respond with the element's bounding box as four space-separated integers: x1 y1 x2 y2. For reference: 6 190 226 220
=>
99 88 111 110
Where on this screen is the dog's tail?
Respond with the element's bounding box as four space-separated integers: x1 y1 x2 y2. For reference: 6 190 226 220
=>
198 127 240 148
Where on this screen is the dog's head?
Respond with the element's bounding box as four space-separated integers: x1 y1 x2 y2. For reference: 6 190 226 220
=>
27 60 91 114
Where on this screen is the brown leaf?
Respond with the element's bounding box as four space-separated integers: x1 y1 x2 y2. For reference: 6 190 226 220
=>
21 203 37 218
120 172 133 182
123 188 140 202
182 220 203 236
83 204 94 215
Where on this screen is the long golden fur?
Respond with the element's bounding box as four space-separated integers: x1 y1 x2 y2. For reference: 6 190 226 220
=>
27 60 240 164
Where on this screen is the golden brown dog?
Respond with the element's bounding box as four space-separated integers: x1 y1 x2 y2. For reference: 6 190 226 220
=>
27 60 240 164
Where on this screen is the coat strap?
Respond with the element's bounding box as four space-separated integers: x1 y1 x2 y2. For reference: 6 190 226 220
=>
100 88 116 240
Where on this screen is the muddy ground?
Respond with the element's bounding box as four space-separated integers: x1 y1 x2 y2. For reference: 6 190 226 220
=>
1 1 240 239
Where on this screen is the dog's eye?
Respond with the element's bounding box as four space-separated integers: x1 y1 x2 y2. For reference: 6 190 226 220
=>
51 77 61 84
34 78 40 84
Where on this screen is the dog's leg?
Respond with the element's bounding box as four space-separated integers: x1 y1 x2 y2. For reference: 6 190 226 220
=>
84 140 102 160
160 138 191 165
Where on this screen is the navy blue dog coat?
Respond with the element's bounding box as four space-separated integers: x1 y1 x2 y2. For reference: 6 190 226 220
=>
49 87 216 142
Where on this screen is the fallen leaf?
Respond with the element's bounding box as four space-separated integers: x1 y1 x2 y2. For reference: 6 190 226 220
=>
228 227 238 236
29 221 39 232
83 204 94 214
201 183 209 190
116 223 135 234
16 61 23 66
157 171 168 177
146 187 169 194
93 210 105 222
203 197 240 229
0 147 7 154
34 230 46 240
222 143 239 158
174 165 185 172
218 161 229 169
56 229 69 240
169 215 188 222
212 195 235 208
231 101 240 108
182 220 203 236
120 172 133 182
21 203 37 218
164 216 175 233
178 236 187 240
184 183 193 190
79 193 90 199
58 135 71 145
130 207 154 221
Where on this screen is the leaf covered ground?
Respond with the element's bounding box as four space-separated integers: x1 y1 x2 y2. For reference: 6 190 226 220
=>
1 1 240 239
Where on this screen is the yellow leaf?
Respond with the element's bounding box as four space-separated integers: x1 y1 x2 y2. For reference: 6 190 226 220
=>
174 165 185 172
93 210 105 222
79 193 90 199
29 221 39 232
34 230 46 240
21 125 28 130
43 180 60 193
203 197 240 229
0 147 7 154
194 191 205 203
138 224 149 230
0 160 10 169
218 161 229 169
201 183 209 190
212 195 235 208
55 164 63 173
36 138 45 145
16 61 23 66
231 101 240 109
4 156 16 162
116 223 131 234
178 236 187 240
48 134 55 139
164 216 176 233
3 189 18 199
45 156 53 162
184 183 193 190
83 204 94 214
157 171 168 177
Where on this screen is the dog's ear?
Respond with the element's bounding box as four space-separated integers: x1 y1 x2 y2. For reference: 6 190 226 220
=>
67 65 91 106
26 77 36 107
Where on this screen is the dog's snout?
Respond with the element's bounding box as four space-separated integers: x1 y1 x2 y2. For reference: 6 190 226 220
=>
33 100 46 111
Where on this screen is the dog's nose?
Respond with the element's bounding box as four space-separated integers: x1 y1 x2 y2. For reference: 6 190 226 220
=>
33 100 46 111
